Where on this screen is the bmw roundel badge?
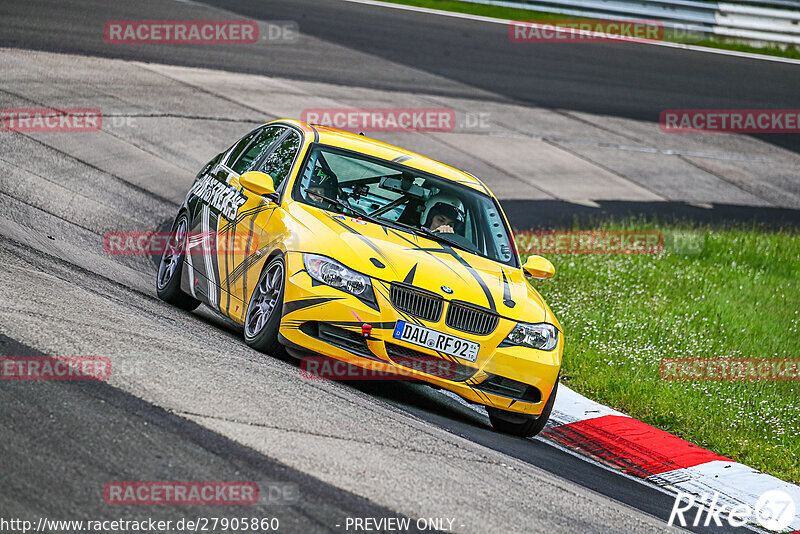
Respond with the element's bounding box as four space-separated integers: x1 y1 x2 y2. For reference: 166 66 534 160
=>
441 285 454 294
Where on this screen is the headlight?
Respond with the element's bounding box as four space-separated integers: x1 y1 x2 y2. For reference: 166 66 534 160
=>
504 322 559 351
304 254 373 298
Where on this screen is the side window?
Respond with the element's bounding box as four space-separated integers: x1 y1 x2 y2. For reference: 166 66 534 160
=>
230 126 285 174
258 130 301 189
463 209 475 246
224 129 259 168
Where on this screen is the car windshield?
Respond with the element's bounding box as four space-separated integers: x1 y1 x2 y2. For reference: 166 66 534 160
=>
293 145 518 267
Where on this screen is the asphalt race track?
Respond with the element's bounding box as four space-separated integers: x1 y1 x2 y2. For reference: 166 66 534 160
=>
3 0 800 154
1 0 798 532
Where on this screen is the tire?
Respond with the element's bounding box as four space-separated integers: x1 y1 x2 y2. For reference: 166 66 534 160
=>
243 255 285 355
156 212 201 311
487 379 559 438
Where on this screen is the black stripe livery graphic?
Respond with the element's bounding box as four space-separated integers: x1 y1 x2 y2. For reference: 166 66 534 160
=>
386 228 466 282
282 296 344 315
328 217 395 272
413 243 496 312
501 271 516 308
223 212 233 314
403 263 417 285
217 202 274 233
325 320 396 330
356 291 380 312
470 387 494 405
242 217 256 300
222 235 283 288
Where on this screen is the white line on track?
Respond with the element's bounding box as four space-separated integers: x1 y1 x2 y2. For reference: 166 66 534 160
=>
339 0 800 65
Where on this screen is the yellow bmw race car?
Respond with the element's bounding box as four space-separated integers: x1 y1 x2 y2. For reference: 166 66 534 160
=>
157 119 563 437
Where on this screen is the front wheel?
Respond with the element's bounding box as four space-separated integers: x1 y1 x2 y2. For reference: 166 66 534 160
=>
156 213 201 311
487 379 559 438
243 255 285 355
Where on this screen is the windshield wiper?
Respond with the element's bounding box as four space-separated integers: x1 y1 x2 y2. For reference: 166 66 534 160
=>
303 190 356 215
389 219 468 251
304 190 392 228
414 225 462 247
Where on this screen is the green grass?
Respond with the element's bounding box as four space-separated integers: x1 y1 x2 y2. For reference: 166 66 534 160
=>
378 0 800 60
516 222 800 484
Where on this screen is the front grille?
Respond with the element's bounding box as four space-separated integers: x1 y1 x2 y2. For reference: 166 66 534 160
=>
301 322 371 357
475 374 541 403
390 283 443 322
445 302 499 335
385 343 476 382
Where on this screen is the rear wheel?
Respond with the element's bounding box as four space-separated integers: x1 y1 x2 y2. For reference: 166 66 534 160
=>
487 380 559 438
244 255 285 355
156 213 201 311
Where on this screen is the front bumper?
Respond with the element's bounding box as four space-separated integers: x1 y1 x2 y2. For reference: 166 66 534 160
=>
279 252 562 416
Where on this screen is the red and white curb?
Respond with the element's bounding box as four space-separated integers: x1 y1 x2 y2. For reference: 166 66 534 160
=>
544 386 800 532
442 384 799 531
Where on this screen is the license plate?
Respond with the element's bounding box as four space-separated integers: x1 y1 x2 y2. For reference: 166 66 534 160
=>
392 320 479 363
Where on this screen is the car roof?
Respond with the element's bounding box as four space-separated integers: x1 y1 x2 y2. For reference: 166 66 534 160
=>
276 119 492 196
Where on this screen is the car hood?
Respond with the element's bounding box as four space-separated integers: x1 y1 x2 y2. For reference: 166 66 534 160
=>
286 202 551 324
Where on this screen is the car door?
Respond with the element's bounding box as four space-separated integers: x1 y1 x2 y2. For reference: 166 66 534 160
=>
183 125 286 312
222 127 303 323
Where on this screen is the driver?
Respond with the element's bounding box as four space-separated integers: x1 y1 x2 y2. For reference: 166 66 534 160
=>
305 166 338 208
421 194 464 234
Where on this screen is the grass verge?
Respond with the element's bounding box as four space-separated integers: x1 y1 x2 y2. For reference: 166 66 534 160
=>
516 222 800 484
375 0 800 60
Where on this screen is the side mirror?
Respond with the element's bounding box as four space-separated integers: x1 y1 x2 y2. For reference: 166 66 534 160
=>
523 255 555 279
239 171 276 197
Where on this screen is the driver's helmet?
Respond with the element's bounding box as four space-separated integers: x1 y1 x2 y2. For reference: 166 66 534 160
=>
420 193 465 229
307 166 338 199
